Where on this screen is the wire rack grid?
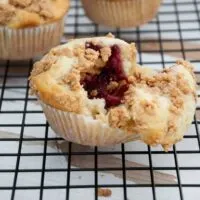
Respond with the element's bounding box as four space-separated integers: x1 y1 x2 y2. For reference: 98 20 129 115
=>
0 0 200 200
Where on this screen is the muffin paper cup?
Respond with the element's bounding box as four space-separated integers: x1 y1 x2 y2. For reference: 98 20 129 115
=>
40 101 140 146
0 18 64 60
81 0 161 28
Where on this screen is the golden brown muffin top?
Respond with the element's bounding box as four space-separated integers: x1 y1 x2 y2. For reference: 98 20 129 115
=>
0 0 69 28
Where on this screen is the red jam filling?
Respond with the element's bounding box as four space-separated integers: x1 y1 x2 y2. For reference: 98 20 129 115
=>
82 43 129 108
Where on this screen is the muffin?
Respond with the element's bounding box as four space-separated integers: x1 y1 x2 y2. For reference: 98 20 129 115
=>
81 0 162 28
29 34 196 150
0 0 69 60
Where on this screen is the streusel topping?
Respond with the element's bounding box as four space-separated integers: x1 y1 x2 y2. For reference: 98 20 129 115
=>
0 0 69 28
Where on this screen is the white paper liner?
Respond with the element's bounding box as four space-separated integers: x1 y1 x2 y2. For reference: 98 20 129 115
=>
40 101 140 146
0 18 64 60
81 0 161 28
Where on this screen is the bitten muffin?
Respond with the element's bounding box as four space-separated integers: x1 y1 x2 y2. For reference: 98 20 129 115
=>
81 0 162 28
29 34 197 151
0 0 69 60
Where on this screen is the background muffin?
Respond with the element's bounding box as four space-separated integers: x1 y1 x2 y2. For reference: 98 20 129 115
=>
81 0 162 28
0 0 69 60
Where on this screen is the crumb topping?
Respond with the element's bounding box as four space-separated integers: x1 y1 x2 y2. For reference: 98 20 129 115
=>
52 47 73 57
19 0 54 19
63 69 81 91
72 42 111 77
85 48 100 62
167 120 177 135
107 81 119 92
0 3 15 25
53 93 83 113
30 55 57 77
10 0 32 7
0 0 69 27
108 106 130 128
127 66 194 116
100 47 112 62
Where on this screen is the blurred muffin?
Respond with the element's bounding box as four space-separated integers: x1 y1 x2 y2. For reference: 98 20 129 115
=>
0 0 69 60
29 35 196 150
81 0 162 28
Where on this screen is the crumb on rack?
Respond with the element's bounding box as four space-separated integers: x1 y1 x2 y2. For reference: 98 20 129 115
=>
98 188 112 197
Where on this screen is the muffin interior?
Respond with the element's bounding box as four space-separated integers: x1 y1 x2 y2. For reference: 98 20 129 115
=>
81 42 130 108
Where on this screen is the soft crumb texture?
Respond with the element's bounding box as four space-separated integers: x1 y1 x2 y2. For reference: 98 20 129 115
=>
29 36 196 150
0 0 69 28
98 188 112 197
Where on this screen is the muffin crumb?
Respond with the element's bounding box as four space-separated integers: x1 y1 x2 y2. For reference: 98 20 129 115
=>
63 69 81 91
0 4 16 25
95 58 105 68
10 0 32 7
38 0 54 19
52 47 73 57
30 55 57 77
90 89 98 97
168 120 177 134
100 47 111 62
85 48 99 61
107 81 119 91
98 188 112 197
106 32 115 38
109 106 130 129
73 45 85 57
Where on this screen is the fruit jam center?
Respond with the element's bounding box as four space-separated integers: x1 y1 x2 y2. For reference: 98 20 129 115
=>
82 43 129 108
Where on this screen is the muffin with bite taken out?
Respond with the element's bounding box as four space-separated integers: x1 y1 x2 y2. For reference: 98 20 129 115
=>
29 34 196 151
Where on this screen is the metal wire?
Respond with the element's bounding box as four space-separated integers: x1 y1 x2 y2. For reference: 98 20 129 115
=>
0 0 200 199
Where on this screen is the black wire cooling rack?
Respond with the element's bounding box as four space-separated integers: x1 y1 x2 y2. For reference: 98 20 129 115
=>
0 0 200 200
